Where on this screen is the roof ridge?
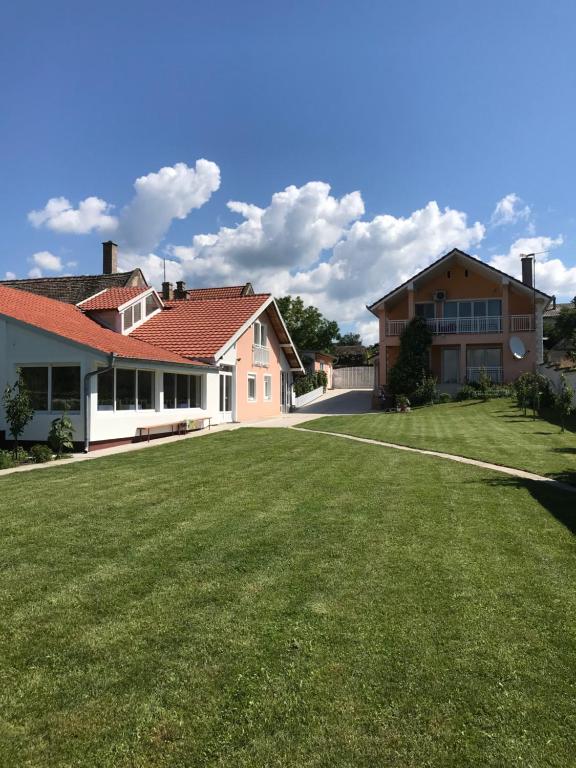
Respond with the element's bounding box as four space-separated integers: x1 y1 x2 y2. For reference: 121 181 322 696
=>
0 270 138 283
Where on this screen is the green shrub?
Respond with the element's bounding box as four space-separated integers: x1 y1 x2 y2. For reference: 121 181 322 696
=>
555 373 574 432
48 413 75 457
316 370 328 391
412 374 437 406
0 449 15 469
388 317 433 395
438 392 452 404
294 371 327 398
455 385 480 401
513 373 554 414
30 444 54 463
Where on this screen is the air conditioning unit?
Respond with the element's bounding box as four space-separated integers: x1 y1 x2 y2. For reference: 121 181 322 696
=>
433 290 447 302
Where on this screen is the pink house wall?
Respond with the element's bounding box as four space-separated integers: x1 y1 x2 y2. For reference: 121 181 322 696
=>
313 358 333 388
235 308 289 422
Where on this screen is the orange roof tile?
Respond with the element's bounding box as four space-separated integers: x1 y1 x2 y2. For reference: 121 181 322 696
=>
79 287 151 311
131 295 271 358
0 286 207 367
187 285 248 300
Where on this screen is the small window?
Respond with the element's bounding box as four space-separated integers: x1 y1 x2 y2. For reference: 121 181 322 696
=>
51 366 81 411
254 321 267 347
248 374 256 401
264 375 272 401
116 369 136 410
98 368 114 411
146 294 157 315
133 302 142 324
19 366 49 411
137 370 154 410
122 306 134 332
447 270 451 278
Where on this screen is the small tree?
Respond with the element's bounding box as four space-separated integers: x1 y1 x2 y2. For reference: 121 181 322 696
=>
2 374 34 458
555 374 574 433
48 412 75 457
477 367 492 401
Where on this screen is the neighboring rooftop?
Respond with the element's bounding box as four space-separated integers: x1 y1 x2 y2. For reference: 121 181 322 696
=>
544 302 574 319
187 283 254 301
0 285 205 367
0 270 148 305
78 287 153 311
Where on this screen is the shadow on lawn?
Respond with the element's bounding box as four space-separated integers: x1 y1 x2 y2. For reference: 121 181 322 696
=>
484 476 576 535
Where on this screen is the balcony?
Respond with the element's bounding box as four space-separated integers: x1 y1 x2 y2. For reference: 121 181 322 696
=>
252 344 270 367
385 315 534 336
466 366 503 384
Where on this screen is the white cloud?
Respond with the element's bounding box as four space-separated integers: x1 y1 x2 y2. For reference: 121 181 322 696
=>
491 193 531 227
4 271 16 280
118 252 184 286
31 250 63 272
172 181 364 273
28 196 117 234
27 159 220 252
489 236 576 298
28 267 42 278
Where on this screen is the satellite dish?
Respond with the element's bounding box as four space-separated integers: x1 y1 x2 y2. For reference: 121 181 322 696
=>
510 336 527 359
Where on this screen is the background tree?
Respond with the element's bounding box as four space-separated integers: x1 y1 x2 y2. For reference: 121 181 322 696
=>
545 298 576 360
2 374 34 457
276 296 340 352
555 374 574 432
388 317 433 395
337 332 362 346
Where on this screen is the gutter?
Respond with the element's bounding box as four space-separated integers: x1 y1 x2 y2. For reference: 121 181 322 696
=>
83 353 117 453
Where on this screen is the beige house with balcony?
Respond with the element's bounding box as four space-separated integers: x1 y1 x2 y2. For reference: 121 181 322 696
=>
368 248 552 392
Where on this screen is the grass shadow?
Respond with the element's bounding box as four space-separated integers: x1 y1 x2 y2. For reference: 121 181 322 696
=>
483 476 576 535
552 447 576 455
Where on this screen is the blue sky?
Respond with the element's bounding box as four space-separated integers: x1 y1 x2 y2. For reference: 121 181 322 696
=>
1 0 575 338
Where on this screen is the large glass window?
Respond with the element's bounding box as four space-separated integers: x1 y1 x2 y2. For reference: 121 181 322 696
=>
97 368 114 411
51 366 81 411
467 348 502 368
116 369 136 410
415 303 435 319
19 367 48 411
176 374 189 408
163 373 202 409
137 370 154 410
190 376 202 407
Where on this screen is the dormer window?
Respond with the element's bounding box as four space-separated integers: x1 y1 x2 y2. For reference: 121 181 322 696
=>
122 305 134 332
146 293 159 315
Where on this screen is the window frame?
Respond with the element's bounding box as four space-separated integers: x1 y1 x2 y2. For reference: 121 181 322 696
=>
248 373 257 402
97 368 157 412
253 320 268 347
264 374 272 401
18 364 81 414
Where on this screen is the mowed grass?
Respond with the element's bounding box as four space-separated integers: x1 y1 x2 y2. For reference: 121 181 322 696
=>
1 428 576 767
303 398 576 484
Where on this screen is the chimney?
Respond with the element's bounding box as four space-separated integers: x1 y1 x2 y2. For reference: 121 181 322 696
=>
174 280 187 300
521 254 534 287
162 281 174 301
102 241 118 274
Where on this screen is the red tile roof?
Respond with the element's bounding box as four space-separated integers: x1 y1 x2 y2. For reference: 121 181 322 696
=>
187 285 249 300
131 295 271 358
78 287 151 311
0 286 207 367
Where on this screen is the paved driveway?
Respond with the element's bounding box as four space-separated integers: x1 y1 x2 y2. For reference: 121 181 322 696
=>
243 388 375 428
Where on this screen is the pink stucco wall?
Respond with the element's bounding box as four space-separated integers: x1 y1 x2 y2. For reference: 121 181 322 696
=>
313 357 333 388
235 308 289 421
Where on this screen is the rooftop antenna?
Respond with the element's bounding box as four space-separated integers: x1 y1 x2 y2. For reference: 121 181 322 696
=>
163 257 166 283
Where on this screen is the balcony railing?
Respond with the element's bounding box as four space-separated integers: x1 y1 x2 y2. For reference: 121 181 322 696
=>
385 315 534 336
466 366 503 384
253 344 270 367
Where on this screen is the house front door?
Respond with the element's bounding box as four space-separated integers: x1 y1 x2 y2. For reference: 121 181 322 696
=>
441 348 459 384
219 368 233 422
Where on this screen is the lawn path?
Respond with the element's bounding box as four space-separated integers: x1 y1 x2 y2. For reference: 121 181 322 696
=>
290 426 576 493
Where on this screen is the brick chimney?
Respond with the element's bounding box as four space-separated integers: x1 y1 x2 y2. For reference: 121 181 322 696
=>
174 280 187 300
520 254 534 287
102 241 118 274
162 281 174 301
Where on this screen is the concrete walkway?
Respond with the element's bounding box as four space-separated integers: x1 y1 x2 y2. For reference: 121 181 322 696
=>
242 388 375 428
291 426 576 493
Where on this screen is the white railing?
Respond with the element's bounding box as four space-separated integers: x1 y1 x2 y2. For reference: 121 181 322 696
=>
294 385 325 409
466 366 503 383
252 344 270 367
509 315 533 332
386 315 533 336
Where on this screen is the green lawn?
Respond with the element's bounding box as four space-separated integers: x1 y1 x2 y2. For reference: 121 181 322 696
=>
303 398 576 484
1 428 575 767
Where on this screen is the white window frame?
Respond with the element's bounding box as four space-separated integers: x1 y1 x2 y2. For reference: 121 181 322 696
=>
264 374 272 401
18 363 82 414
253 320 268 347
97 368 156 412
248 373 257 402
161 372 204 411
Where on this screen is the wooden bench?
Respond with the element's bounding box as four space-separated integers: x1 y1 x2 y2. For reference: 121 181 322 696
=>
137 421 187 442
137 416 212 443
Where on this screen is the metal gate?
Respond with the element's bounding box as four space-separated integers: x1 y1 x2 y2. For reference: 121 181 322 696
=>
332 366 375 389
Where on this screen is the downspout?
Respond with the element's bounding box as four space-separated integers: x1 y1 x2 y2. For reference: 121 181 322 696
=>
83 353 117 453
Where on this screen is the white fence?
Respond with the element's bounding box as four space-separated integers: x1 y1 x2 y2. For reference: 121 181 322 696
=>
293 386 325 409
538 365 576 406
332 366 375 389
